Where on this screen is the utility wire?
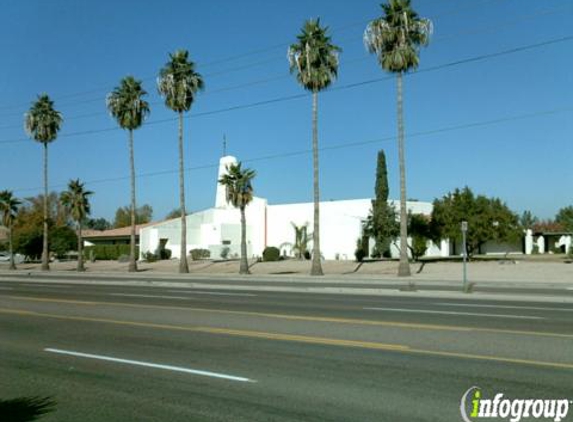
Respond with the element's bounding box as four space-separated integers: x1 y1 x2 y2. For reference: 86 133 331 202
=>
1 33 571 146
11 104 572 194
0 0 513 113
0 3 568 125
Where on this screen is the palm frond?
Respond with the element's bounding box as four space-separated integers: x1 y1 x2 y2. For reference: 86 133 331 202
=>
364 0 432 73
157 50 204 112
288 18 341 92
106 76 150 130
24 94 63 144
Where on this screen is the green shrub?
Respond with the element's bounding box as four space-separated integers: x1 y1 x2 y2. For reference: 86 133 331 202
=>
410 236 428 261
84 244 139 261
190 248 210 260
144 251 158 262
220 246 230 259
159 248 172 260
355 238 366 262
263 246 280 262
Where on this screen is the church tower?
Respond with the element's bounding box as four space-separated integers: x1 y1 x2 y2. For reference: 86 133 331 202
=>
215 155 238 209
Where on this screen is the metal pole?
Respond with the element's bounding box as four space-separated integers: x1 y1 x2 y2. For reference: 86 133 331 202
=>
462 221 468 292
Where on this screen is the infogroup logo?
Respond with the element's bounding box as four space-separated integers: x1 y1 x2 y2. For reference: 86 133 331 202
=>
460 386 571 422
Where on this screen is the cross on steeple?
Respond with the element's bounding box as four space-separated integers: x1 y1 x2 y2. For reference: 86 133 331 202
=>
222 134 227 157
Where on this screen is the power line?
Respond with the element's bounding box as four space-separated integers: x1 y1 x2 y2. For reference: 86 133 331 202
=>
11 104 572 194
0 0 517 113
1 33 571 146
0 4 568 126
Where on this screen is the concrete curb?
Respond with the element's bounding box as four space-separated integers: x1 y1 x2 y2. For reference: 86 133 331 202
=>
1 274 572 304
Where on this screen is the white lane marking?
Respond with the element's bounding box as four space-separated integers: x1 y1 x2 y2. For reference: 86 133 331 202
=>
167 290 256 297
45 348 255 383
363 307 544 320
0 286 14 290
567 288 573 291
435 302 573 312
109 293 192 300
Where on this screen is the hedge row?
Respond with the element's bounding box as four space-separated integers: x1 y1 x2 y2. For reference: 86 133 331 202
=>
84 245 139 261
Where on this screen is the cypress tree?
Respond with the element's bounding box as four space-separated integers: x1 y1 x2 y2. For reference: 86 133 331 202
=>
370 150 398 257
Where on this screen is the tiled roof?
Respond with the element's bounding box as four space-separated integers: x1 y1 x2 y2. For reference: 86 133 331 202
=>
83 221 157 239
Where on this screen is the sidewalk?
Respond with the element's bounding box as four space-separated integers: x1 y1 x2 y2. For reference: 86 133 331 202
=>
1 258 572 285
1 259 573 305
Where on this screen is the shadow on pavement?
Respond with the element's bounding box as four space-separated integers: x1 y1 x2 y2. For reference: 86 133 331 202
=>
0 396 56 421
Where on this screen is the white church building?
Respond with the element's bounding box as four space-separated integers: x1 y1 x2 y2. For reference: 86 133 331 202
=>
139 155 449 261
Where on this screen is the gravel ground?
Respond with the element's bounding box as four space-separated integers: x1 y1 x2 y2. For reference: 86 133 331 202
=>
1 256 572 284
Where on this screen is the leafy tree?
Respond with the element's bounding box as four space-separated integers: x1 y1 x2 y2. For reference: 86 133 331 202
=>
218 162 256 274
113 204 153 228
24 94 63 271
85 217 112 231
0 190 21 269
555 206 573 232
158 50 204 273
106 76 150 272
365 0 432 276
364 150 399 257
431 187 521 256
60 179 93 271
11 192 78 261
407 213 435 261
288 18 341 276
519 210 538 230
164 208 182 220
50 225 77 259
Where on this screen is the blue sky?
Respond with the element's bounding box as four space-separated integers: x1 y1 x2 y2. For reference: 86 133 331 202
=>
1 0 571 222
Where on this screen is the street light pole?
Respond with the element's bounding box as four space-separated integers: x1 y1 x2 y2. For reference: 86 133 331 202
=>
461 221 468 293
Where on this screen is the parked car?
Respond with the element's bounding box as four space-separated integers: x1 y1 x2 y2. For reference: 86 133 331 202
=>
0 252 25 264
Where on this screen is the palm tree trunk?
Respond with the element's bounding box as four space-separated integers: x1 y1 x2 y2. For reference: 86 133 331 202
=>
41 142 50 271
8 226 15 270
239 206 249 274
77 221 84 272
178 112 189 273
128 129 138 272
311 90 323 276
397 72 411 277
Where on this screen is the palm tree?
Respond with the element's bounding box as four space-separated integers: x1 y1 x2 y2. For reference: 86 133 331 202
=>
288 18 341 276
60 179 93 271
292 222 310 259
218 163 256 275
106 76 150 272
157 50 204 274
0 190 21 270
24 94 63 271
364 0 431 277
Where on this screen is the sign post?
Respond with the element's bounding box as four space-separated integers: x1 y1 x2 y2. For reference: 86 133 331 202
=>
461 221 468 293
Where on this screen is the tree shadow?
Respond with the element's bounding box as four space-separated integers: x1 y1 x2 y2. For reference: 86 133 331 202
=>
0 397 56 421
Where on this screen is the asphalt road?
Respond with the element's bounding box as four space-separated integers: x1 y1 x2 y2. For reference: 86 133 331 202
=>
0 277 572 421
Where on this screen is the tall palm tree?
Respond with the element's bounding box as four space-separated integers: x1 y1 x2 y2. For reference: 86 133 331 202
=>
157 50 204 274
0 190 21 270
288 18 341 276
60 179 93 272
364 0 431 277
218 163 256 275
106 76 150 272
24 94 63 271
